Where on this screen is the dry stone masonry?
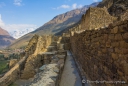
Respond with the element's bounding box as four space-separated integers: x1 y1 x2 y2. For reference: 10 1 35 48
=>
0 35 67 86
81 7 116 30
70 20 128 86
21 35 52 79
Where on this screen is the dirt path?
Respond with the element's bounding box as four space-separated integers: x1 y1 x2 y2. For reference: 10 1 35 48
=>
60 51 82 86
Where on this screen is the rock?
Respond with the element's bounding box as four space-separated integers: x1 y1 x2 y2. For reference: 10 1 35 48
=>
98 0 128 17
9 59 18 68
39 65 46 71
53 67 59 73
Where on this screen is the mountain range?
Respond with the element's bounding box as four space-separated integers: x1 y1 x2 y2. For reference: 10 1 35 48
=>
9 2 99 49
10 28 36 39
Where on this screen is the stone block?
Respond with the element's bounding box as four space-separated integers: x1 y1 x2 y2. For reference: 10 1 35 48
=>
119 60 128 75
64 43 70 50
111 53 118 60
98 51 102 56
102 48 107 54
118 24 127 33
106 41 111 48
122 32 128 42
115 48 121 54
117 70 123 76
108 34 114 40
104 34 108 41
94 65 97 70
119 41 128 48
121 48 128 54
115 34 123 41
111 42 119 47
9 59 18 69
111 26 118 33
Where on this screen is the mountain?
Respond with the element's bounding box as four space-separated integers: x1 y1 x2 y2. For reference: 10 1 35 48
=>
10 28 36 39
0 27 15 49
9 2 99 49
0 27 10 36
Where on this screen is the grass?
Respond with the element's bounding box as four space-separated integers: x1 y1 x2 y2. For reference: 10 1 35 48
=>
0 60 9 74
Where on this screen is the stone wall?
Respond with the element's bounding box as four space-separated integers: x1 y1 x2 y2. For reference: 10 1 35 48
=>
21 35 52 79
0 56 27 86
121 10 128 21
0 35 52 86
81 7 115 30
70 20 128 86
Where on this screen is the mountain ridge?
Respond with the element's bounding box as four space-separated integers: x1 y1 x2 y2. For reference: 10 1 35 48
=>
0 27 15 49
0 27 10 36
9 2 99 49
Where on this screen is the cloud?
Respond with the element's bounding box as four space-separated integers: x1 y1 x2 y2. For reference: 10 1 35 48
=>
72 3 83 9
72 3 77 9
0 14 5 27
53 5 70 9
78 5 83 8
0 2 6 8
4 24 37 32
13 0 23 6
53 3 83 10
0 14 37 38
93 0 98 2
60 5 70 9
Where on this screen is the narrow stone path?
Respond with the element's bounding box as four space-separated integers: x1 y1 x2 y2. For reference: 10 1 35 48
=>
60 51 82 86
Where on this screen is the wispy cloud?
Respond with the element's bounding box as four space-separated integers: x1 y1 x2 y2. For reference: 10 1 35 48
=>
53 5 70 9
53 3 83 10
60 5 70 9
0 14 5 27
93 0 98 2
0 2 6 8
72 3 77 9
72 3 83 9
13 0 23 6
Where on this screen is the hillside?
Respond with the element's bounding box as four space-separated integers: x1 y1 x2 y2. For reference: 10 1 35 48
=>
9 2 99 49
0 27 15 49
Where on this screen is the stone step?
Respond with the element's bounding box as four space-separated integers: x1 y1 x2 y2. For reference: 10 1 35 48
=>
56 55 66 59
30 64 59 86
57 50 67 56
57 43 64 50
46 46 57 52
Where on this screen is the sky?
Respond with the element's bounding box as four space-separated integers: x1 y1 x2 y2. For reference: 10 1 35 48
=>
0 0 102 33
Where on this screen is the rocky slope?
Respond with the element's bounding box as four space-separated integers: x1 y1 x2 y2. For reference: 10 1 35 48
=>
9 2 99 49
0 27 15 49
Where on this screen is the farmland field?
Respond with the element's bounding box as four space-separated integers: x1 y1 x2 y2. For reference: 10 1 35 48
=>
0 61 9 74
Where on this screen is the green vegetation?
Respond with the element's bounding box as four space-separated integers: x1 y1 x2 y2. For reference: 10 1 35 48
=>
9 54 20 60
0 61 9 74
8 83 17 86
0 51 21 74
0 54 4 60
